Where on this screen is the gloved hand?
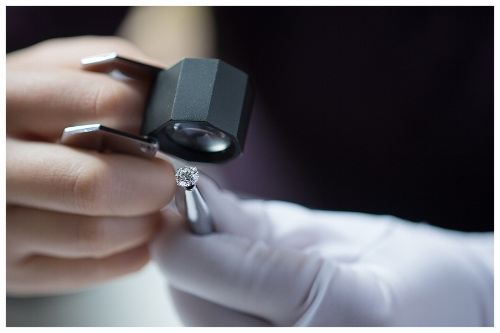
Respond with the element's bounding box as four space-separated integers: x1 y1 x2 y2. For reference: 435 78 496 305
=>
150 177 493 327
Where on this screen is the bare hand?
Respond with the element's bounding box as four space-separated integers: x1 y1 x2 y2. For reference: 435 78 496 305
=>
7 36 175 296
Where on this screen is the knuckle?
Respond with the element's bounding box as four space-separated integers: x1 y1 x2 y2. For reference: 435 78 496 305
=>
88 80 138 123
89 82 117 120
68 160 110 215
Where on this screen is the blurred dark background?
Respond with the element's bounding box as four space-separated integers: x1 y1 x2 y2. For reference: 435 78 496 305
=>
7 6 493 232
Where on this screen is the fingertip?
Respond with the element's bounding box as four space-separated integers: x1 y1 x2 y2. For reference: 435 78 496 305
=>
195 176 270 239
152 157 177 202
91 153 176 216
7 140 179 217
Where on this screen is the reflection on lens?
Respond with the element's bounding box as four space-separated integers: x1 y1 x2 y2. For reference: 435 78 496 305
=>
164 123 231 153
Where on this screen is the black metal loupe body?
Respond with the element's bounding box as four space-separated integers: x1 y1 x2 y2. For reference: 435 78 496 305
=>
141 58 254 163
64 54 255 163
60 55 253 236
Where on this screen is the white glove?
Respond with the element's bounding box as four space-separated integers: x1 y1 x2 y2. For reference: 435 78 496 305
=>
150 177 493 326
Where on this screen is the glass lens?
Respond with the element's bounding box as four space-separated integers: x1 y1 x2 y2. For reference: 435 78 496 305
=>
164 123 231 153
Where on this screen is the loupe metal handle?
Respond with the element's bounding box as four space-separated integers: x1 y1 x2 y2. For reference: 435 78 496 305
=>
60 124 159 159
175 185 213 235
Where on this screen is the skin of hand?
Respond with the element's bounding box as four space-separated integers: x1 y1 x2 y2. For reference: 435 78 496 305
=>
151 177 493 326
6 36 176 297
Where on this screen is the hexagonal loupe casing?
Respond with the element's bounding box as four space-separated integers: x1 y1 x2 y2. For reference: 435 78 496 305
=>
140 58 254 163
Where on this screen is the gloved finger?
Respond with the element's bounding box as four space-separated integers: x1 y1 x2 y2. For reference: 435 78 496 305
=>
7 138 175 216
196 176 394 256
169 287 271 327
151 220 326 326
195 176 272 241
152 223 393 326
6 35 166 70
7 68 148 141
7 244 150 297
7 205 161 260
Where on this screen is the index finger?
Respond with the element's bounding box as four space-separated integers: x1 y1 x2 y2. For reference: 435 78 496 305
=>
7 138 176 216
7 68 147 140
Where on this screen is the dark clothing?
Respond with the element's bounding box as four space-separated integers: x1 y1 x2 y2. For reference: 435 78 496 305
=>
7 6 493 232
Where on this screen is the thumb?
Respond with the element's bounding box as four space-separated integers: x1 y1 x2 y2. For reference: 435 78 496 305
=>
195 176 273 241
152 181 395 326
151 220 393 326
150 220 329 326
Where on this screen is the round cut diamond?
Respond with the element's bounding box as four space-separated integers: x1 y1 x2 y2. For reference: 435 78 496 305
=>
175 166 199 187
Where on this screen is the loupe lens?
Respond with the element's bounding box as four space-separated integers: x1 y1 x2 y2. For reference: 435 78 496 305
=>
164 123 232 153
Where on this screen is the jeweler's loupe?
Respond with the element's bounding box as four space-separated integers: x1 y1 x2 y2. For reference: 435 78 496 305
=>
61 53 254 163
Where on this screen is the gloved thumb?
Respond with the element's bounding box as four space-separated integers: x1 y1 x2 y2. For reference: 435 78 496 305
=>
150 209 392 326
194 176 273 241
150 215 326 326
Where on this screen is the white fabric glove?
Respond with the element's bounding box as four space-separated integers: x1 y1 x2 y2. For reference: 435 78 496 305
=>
150 177 493 327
